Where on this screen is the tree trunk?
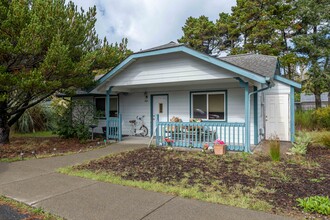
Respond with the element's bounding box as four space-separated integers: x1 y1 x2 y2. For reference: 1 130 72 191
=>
0 109 10 145
315 93 322 109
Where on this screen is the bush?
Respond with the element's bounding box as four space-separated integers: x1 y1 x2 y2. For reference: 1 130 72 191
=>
297 196 330 215
295 110 315 130
54 99 96 141
13 102 56 133
320 135 330 149
290 132 312 155
313 106 330 130
269 137 280 161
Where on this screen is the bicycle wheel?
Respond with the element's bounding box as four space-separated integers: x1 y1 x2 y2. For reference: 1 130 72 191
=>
139 125 148 137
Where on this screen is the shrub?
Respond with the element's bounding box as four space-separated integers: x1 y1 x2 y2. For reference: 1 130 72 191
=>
269 137 280 161
54 99 96 141
295 110 315 130
313 106 330 130
320 135 330 149
297 196 330 215
290 132 312 155
13 102 56 133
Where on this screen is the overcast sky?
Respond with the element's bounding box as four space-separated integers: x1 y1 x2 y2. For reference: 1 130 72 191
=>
71 0 237 52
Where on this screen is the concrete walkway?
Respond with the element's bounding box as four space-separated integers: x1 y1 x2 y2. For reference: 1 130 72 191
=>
0 143 291 220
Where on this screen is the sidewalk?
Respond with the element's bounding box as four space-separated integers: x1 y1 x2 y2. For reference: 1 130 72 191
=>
0 143 291 220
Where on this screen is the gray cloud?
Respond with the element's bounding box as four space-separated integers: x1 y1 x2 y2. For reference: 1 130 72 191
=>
72 0 236 52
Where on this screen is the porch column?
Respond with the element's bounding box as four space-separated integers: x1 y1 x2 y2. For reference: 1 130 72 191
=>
105 87 112 140
253 86 258 145
235 77 250 152
244 82 250 152
290 86 295 142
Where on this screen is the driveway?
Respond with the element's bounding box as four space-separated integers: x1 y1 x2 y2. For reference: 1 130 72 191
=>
0 142 291 220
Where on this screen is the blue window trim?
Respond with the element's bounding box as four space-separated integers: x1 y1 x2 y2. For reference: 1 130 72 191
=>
189 90 228 122
150 94 169 136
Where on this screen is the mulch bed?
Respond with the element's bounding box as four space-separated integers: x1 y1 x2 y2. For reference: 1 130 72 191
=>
0 137 105 160
76 146 330 219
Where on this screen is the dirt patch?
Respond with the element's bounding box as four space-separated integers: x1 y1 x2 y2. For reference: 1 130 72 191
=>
77 146 330 219
0 137 106 160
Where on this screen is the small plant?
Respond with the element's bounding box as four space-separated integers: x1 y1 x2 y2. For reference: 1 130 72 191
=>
290 132 312 155
320 135 330 149
164 137 174 147
214 139 225 145
297 196 330 215
269 137 280 161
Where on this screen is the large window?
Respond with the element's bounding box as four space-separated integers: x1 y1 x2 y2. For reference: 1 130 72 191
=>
95 96 118 118
191 92 226 121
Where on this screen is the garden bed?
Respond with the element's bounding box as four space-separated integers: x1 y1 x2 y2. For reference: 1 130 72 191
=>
0 136 107 162
62 146 330 219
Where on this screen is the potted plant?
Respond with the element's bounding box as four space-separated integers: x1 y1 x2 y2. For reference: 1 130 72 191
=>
213 139 226 155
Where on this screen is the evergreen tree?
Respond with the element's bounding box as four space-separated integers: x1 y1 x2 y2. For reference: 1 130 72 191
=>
0 0 130 144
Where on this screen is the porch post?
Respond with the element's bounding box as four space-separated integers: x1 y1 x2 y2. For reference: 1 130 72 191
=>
235 77 250 152
253 86 258 145
106 87 112 140
290 86 295 142
118 113 122 141
244 82 250 152
156 114 159 146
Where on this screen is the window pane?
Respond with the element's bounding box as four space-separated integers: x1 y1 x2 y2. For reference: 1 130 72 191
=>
193 94 207 119
208 94 224 120
110 97 118 117
95 98 105 117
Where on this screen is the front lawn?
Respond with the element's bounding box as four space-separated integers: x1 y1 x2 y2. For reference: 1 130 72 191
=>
0 196 63 220
59 145 330 219
0 136 107 162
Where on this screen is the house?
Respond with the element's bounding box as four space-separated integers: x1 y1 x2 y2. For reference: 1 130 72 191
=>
78 42 301 152
296 92 329 110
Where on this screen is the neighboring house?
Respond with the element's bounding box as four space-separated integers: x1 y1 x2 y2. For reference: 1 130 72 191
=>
77 42 301 152
297 93 329 110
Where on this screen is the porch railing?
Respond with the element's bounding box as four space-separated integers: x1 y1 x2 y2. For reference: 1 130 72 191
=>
107 114 122 141
156 120 245 151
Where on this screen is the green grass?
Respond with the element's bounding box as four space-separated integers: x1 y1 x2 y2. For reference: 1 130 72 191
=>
58 166 272 212
11 131 58 138
0 195 63 220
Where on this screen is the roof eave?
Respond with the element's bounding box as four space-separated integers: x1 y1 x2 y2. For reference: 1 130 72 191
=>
274 75 301 89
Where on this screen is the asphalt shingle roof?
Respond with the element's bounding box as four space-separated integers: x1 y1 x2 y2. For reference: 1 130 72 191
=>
218 54 278 78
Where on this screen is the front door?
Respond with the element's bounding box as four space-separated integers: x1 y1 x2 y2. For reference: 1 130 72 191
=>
265 94 289 141
152 95 168 135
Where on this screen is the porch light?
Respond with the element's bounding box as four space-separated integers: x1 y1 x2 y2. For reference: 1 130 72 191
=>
144 92 148 102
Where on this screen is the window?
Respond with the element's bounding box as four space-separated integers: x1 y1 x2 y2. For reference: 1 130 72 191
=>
191 92 226 120
159 103 163 113
95 96 118 118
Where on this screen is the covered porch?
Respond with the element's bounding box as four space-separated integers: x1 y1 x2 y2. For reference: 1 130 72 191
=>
103 77 260 153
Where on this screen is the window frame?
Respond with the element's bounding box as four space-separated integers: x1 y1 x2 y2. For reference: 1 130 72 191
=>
190 91 227 121
94 95 119 119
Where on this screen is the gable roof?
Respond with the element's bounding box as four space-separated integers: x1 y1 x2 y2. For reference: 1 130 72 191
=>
92 42 301 92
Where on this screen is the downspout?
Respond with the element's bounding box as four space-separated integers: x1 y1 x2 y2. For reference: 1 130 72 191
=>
247 78 274 152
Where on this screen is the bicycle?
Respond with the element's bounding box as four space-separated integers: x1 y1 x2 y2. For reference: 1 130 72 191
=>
129 115 148 137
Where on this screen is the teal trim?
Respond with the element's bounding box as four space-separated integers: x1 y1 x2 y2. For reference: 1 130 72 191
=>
189 90 228 122
156 114 160 146
274 75 301 89
150 94 169 136
91 46 269 92
105 87 112 140
253 86 258 145
118 114 122 141
290 86 295 142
